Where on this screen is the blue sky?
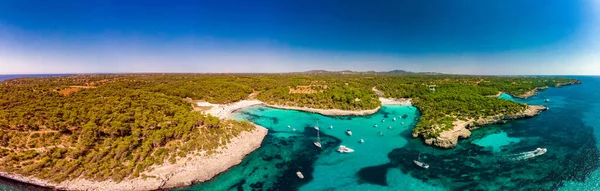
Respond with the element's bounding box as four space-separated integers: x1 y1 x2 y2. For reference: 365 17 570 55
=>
0 0 599 75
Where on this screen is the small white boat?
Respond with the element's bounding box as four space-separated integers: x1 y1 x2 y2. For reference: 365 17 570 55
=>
374 124 378 127
346 130 352 136
414 154 429 169
393 117 397 121
414 160 429 169
359 139 364 143
314 120 322 148
382 119 385 122
296 171 304 179
379 131 384 136
292 128 296 131
388 126 392 129
330 125 333 129
402 122 405 125
533 148 547 156
288 125 291 128
314 141 322 148
545 99 550 102
337 145 355 153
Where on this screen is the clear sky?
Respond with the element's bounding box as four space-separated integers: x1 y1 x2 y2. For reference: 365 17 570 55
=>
1 0 599 75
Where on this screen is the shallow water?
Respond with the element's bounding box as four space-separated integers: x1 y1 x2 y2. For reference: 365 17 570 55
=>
184 76 600 191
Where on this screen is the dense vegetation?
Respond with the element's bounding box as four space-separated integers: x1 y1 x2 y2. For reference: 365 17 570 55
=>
0 73 579 183
0 75 256 183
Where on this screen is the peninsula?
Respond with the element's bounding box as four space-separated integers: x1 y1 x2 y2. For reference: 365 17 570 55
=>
0 72 581 190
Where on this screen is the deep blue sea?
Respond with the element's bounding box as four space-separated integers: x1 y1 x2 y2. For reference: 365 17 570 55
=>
0 74 73 82
184 76 600 191
1 75 599 191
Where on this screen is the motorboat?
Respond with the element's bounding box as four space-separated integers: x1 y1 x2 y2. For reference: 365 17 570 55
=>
346 130 352 136
388 126 392 129
359 139 364 143
296 171 304 179
382 119 385 122
533 148 547 156
330 125 333 129
545 99 550 102
337 145 355 153
288 125 291 128
393 117 397 121
374 124 378 127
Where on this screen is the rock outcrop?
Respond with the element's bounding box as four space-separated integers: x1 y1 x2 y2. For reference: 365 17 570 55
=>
417 105 547 149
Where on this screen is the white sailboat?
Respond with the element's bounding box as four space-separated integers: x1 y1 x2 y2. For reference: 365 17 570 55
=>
414 153 429 169
314 120 322 148
393 117 397 121
359 139 364 143
346 129 352 136
330 125 333 129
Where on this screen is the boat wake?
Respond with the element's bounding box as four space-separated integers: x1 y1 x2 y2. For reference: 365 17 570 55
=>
497 148 547 161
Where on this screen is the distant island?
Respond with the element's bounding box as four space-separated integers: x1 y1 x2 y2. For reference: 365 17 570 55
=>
0 71 581 190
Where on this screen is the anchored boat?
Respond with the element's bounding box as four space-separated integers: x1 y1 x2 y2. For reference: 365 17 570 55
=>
414 154 429 169
314 120 322 148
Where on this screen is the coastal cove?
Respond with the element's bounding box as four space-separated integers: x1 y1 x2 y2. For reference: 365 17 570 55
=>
184 76 600 191
0 74 594 191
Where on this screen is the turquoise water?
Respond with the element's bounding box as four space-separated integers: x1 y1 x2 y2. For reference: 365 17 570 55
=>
184 76 600 191
498 93 515 101
472 132 521 153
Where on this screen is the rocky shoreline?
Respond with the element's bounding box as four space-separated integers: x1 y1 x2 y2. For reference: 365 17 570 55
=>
414 105 548 149
513 80 582 99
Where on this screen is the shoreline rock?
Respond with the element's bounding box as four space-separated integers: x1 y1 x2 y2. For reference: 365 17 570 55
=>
513 80 582 99
417 105 548 149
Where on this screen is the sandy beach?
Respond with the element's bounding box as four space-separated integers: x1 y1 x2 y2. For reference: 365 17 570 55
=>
199 97 412 118
198 100 264 119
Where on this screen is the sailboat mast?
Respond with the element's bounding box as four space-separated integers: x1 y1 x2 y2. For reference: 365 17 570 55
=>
316 119 321 142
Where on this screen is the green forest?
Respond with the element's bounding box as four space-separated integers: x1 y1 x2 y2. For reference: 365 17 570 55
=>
0 73 579 182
